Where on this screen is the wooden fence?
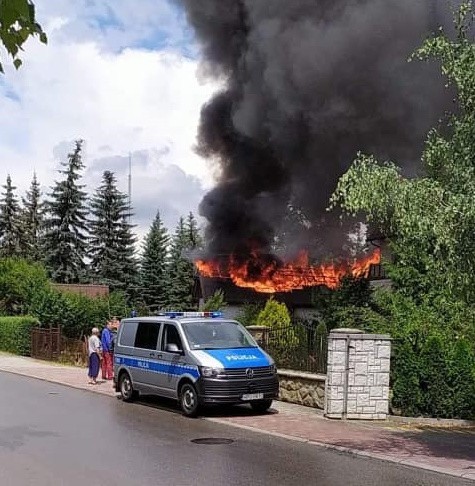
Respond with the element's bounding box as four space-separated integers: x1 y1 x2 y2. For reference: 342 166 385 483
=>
31 327 61 361
31 327 88 366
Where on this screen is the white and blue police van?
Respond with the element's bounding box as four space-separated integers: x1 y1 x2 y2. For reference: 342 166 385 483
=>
113 312 279 417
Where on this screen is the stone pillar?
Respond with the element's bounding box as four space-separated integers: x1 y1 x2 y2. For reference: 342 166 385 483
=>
325 329 391 420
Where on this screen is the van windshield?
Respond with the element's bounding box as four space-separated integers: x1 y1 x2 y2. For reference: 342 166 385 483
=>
181 321 258 350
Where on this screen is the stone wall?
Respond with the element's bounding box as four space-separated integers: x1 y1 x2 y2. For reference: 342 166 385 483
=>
278 370 326 409
325 329 391 420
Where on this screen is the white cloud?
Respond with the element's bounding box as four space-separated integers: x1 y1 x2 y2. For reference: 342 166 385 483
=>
0 0 218 236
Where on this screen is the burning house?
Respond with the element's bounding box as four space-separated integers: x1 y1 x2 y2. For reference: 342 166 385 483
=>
178 0 452 310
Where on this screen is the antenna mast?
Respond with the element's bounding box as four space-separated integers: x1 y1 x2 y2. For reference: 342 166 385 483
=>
128 152 132 221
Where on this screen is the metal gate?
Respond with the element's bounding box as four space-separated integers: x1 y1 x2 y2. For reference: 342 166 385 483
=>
31 327 61 361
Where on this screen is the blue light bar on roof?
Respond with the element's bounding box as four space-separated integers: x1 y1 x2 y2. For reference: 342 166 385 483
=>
162 311 223 319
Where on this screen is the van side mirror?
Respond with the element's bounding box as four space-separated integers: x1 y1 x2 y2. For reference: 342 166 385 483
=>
166 343 182 354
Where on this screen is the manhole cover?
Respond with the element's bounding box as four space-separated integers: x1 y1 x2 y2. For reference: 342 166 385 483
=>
191 438 234 445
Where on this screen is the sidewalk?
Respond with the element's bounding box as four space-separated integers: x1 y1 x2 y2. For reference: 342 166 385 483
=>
0 353 474 481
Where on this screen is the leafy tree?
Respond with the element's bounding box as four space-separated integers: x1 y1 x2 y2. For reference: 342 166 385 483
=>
43 140 89 283
167 217 195 310
0 174 21 257
329 2 475 304
0 0 47 73
88 170 138 294
312 276 383 331
140 210 169 313
21 172 44 261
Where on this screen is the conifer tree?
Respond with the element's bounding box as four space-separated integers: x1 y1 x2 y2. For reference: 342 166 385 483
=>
116 215 139 297
185 211 202 250
21 172 45 261
0 175 21 257
43 140 88 283
140 210 169 312
88 170 138 293
167 217 196 310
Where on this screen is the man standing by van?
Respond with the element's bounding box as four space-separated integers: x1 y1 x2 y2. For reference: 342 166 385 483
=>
101 320 114 380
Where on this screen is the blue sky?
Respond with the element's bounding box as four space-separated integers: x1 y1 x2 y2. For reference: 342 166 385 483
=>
0 0 218 237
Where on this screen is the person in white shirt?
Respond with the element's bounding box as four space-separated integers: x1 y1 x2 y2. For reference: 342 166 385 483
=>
87 327 102 384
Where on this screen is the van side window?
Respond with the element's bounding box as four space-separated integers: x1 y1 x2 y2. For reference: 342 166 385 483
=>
161 324 183 351
134 322 161 350
119 322 138 347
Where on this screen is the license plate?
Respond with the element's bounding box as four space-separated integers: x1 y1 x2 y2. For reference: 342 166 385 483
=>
241 393 263 401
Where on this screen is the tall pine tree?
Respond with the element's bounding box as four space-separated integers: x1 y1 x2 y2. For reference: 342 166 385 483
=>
167 214 201 310
44 140 88 283
185 211 202 250
88 170 138 294
0 175 21 257
140 210 169 312
21 172 45 261
117 214 139 298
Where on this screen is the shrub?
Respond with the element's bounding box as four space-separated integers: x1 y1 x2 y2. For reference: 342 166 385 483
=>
28 288 130 339
202 290 227 312
0 258 50 315
369 289 475 419
235 302 264 327
257 297 299 352
256 297 291 328
0 316 39 355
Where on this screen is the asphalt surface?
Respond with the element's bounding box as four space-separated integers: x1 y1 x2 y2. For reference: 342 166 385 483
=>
0 372 471 486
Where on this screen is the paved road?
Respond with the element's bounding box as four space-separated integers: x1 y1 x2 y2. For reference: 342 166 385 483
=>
0 372 470 486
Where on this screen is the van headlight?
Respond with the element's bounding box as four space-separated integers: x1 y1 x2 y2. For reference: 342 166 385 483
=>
271 363 277 374
199 366 223 378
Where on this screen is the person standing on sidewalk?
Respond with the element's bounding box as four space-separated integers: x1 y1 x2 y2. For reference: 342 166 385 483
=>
88 328 102 385
101 321 114 380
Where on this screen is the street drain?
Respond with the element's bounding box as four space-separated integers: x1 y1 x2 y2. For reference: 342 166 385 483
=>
191 438 234 445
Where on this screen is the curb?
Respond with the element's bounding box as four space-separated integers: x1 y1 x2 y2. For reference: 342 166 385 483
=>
1 367 474 481
387 414 475 429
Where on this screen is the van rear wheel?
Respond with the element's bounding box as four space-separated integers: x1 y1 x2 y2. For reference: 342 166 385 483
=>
119 372 136 402
250 399 273 414
180 382 199 417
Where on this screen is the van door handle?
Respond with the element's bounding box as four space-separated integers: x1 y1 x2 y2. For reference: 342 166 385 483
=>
155 353 162 359
149 352 155 358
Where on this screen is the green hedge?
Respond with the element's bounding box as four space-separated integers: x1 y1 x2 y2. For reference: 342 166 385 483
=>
366 290 475 419
0 316 39 355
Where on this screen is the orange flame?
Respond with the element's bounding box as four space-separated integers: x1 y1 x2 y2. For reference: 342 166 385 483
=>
195 248 381 293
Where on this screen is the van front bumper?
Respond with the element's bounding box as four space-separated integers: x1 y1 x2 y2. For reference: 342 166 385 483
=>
197 375 279 405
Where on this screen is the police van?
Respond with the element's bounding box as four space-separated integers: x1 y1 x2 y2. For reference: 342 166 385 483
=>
113 312 279 417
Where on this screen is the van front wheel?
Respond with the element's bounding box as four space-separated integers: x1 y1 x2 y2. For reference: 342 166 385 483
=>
119 372 135 402
180 382 199 417
250 399 273 414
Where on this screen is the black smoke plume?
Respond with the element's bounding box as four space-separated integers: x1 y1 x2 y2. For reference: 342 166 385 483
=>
177 0 455 260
